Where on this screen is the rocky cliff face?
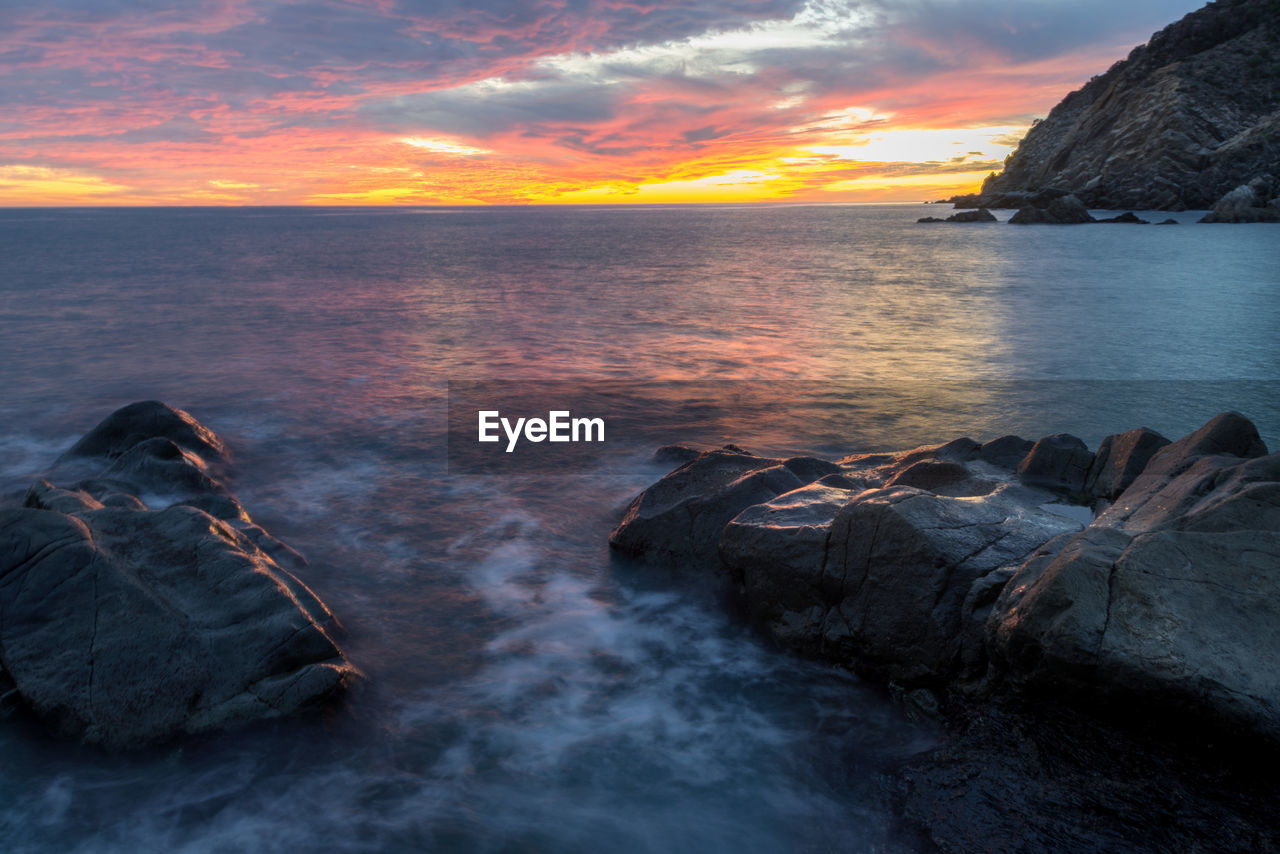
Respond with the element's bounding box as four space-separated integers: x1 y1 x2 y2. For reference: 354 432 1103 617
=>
961 0 1280 211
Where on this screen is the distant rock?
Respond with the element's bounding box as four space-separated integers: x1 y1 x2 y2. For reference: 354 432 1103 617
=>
1199 177 1280 222
0 402 359 749
919 208 998 223
953 0 1280 211
1097 212 1150 224
1008 193 1097 225
1155 218 1180 225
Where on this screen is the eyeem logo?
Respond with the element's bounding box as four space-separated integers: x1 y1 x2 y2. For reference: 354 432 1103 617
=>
477 410 605 453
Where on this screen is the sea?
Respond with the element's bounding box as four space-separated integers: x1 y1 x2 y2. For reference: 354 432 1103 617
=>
0 204 1277 852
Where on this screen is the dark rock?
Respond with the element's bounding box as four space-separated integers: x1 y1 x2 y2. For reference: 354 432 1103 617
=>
721 480 1086 686
958 0 1280 211
989 413 1280 742
60 400 226 464
887 460 975 494
1008 193 1097 225
1084 427 1171 500
1097 212 1150 224
0 402 359 749
652 444 700 466
947 208 998 223
1155 218 1179 224
1015 434 1094 492
609 447 807 568
0 505 356 750
891 701 1280 854
978 435 1035 469
934 437 981 461
917 216 947 223
782 456 841 482
1199 179 1280 222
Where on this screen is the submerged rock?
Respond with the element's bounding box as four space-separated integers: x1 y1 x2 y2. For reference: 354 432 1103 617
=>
0 402 359 749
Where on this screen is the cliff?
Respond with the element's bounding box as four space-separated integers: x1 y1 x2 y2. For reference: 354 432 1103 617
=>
958 0 1280 211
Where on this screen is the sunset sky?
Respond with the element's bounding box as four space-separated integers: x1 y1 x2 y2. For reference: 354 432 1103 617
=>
1 0 1205 205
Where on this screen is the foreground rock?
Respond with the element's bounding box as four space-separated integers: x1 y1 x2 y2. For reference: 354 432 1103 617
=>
612 412 1279 745
0 401 358 749
989 413 1280 740
953 0 1280 211
614 412 1280 850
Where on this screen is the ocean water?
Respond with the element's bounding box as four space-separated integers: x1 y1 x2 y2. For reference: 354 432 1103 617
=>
0 204 1277 852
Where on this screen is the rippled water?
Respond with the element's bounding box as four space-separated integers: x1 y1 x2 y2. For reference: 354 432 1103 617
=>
0 205 1277 852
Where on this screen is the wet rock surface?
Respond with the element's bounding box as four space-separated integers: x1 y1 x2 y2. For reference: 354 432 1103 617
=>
0 401 359 749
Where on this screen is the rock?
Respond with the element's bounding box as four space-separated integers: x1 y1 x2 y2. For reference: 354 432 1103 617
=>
947 208 998 222
1015 434 1094 492
60 400 226 464
1199 179 1280 222
721 479 1086 687
1097 212 1150 224
0 401 359 749
1155 218 1179 224
1084 427 1171 500
0 505 356 749
978 435 1035 469
1008 193 1097 225
952 0 1280 211
609 447 807 568
989 412 1280 742
652 444 700 466
887 459 971 492
920 208 999 222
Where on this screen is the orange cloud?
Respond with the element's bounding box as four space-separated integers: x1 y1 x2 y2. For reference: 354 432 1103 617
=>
0 0 1205 205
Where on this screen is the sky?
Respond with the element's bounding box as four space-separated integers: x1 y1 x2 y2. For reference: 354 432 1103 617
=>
0 0 1206 205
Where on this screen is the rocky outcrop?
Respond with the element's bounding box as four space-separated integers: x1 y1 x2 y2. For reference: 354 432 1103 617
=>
918 208 998 223
1199 176 1280 221
1097 212 1150 224
611 412 1279 746
615 433 1094 687
1007 192 1097 225
956 0 1280 211
988 413 1280 740
0 401 359 749
608 447 837 567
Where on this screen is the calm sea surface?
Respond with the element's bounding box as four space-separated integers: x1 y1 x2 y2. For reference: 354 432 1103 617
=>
0 205 1277 852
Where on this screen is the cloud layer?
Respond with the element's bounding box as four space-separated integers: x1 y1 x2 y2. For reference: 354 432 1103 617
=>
0 0 1205 204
